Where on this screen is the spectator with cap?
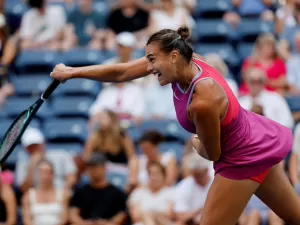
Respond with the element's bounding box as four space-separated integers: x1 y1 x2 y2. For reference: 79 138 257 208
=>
61 0 111 51
173 154 213 225
70 153 127 225
0 167 17 225
15 127 77 193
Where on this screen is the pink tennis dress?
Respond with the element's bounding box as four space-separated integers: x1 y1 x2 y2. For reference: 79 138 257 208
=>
172 58 293 180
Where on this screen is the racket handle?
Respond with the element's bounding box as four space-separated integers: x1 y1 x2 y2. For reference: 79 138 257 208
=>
41 79 60 100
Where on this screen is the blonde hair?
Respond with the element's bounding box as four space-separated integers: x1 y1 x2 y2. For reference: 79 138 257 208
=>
204 53 229 77
251 33 277 61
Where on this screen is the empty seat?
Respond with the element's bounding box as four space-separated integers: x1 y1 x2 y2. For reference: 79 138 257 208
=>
238 19 274 42
237 43 254 60
1 97 52 120
44 118 87 144
195 20 232 43
11 75 52 96
16 51 59 73
54 79 101 97
47 143 83 155
63 49 104 67
285 96 300 112
52 96 94 118
159 142 184 162
194 0 232 19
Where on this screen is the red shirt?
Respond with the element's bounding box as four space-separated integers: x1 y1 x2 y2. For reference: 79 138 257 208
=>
239 57 286 96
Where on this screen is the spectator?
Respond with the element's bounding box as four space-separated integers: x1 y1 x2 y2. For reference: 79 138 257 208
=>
84 109 138 189
245 195 284 225
204 53 238 97
20 0 66 50
70 153 127 225
61 0 111 51
239 68 294 129
239 33 288 96
148 0 194 35
0 168 17 225
138 131 178 186
88 82 146 125
275 0 297 34
107 0 150 49
128 162 174 225
289 123 300 191
173 155 213 225
15 127 77 193
22 160 69 225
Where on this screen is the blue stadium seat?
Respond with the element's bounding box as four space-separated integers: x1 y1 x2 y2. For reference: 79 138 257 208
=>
63 49 104 67
237 43 254 61
16 51 59 73
194 0 232 19
106 172 128 190
0 97 52 120
159 142 184 162
53 79 101 97
285 96 300 112
5 145 23 166
238 19 274 42
195 43 240 68
11 75 52 96
52 96 94 119
195 20 232 43
5 1 28 16
44 118 87 144
47 143 83 155
126 127 142 144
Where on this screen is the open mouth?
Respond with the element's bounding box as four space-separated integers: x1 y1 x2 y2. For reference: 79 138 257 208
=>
153 72 161 78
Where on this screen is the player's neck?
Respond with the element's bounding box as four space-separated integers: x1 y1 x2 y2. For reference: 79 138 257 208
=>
177 63 199 92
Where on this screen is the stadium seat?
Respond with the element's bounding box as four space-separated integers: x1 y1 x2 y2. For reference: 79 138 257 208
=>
0 97 52 120
194 0 232 19
44 118 87 144
126 127 142 144
53 79 101 98
11 75 52 96
238 19 274 42
52 96 94 119
237 43 254 61
47 143 83 155
16 51 59 73
159 142 184 162
285 96 300 112
195 43 240 68
195 20 232 43
5 145 23 166
63 49 104 67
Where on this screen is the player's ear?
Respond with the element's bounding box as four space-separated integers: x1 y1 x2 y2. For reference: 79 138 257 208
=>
170 50 180 64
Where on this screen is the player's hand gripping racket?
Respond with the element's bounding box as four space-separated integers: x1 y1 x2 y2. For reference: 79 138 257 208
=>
0 79 60 165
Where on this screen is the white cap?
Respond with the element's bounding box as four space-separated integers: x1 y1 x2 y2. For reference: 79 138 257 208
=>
116 32 136 48
186 150 211 170
21 127 45 148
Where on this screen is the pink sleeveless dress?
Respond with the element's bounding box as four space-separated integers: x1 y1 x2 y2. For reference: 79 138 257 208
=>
172 58 293 180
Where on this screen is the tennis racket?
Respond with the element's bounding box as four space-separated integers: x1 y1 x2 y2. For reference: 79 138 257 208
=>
0 79 60 165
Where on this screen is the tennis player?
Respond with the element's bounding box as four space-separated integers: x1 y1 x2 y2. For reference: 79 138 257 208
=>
50 25 300 224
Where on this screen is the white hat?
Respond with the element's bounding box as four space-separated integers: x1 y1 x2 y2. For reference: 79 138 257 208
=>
21 127 45 148
116 32 136 48
186 150 211 170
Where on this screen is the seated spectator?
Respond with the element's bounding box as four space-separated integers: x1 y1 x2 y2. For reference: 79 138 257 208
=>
88 82 146 125
15 127 77 193
204 53 238 97
173 155 213 225
61 0 111 51
20 0 66 50
70 153 127 225
0 168 17 225
245 195 284 225
128 162 174 225
148 0 194 35
22 160 69 225
239 33 288 96
138 131 178 186
84 109 138 189
107 0 150 49
289 123 300 191
239 68 294 129
275 0 297 34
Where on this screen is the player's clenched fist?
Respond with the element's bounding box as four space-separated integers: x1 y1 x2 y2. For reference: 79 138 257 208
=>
50 63 73 82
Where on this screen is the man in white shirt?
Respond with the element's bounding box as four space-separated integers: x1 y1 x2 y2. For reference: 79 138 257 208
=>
173 155 213 225
15 127 77 193
239 68 294 129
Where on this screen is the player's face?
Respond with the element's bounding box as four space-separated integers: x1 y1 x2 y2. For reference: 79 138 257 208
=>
146 43 177 86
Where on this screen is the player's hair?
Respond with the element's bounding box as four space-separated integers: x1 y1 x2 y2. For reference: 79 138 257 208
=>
146 25 193 63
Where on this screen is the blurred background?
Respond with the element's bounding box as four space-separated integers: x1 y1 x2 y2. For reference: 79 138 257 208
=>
0 0 300 225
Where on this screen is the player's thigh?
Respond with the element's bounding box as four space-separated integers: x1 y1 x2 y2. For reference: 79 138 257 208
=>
200 174 260 225
255 163 300 224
